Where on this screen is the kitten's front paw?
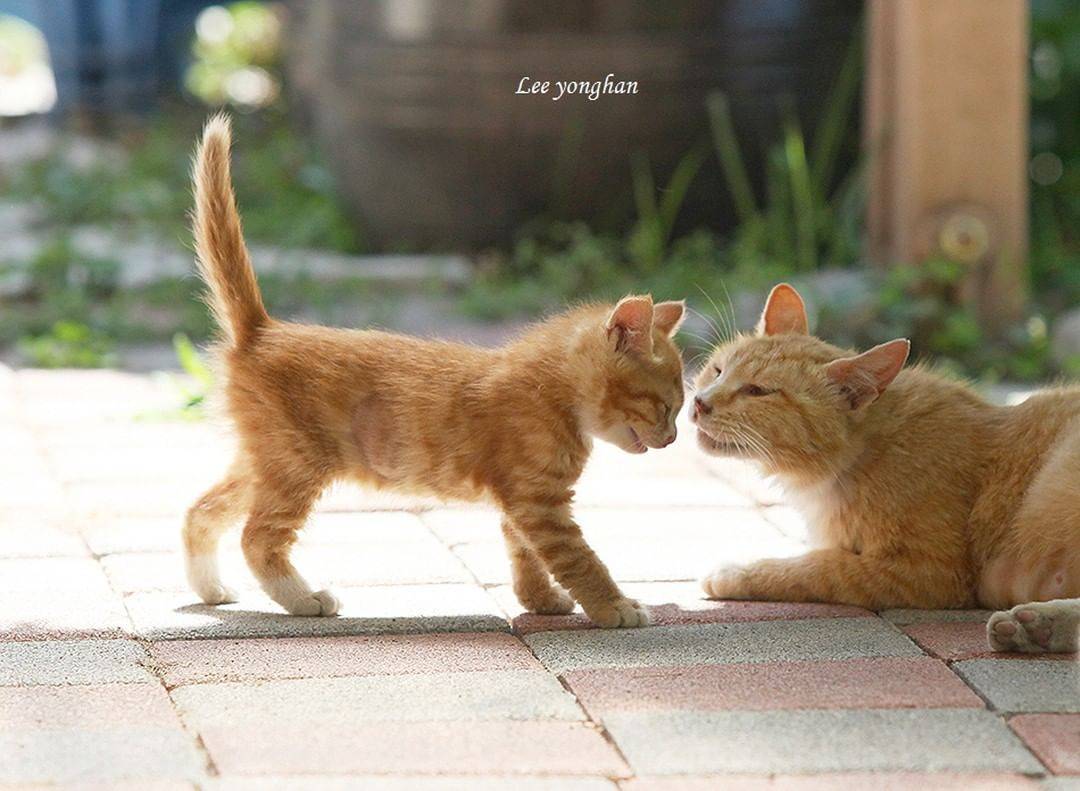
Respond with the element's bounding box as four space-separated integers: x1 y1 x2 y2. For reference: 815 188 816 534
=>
195 583 239 606
284 589 341 617
702 564 751 600
988 601 1079 653
587 597 651 628
521 586 576 615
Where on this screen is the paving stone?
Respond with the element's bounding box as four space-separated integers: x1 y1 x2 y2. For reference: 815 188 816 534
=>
525 618 921 674
1043 779 1080 790
0 729 205 784
126 584 507 640
0 639 152 686
0 684 179 728
198 721 628 776
566 657 982 713
207 779 617 791
102 541 468 594
620 774 1041 790
83 515 185 555
882 609 995 625
497 581 871 635
0 522 87 558
172 671 583 726
603 709 1042 774
1010 714 1080 774
151 632 541 686
0 558 131 640
904 622 1079 662
956 660 1080 713
0 474 65 509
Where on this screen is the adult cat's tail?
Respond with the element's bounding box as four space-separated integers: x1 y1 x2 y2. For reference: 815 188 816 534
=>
192 113 268 347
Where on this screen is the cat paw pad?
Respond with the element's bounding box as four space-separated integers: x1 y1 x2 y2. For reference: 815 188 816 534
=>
988 601 1078 653
588 597 650 629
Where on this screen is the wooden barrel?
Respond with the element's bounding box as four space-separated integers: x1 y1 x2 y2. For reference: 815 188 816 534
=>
285 0 861 249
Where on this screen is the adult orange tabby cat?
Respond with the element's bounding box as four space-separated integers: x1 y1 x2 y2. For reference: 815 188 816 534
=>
181 115 686 628
693 283 1080 652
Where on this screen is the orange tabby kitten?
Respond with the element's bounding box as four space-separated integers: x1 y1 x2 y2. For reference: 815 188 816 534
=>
692 283 1080 652
182 115 686 628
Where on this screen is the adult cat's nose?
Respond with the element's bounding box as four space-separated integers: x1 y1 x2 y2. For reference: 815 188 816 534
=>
693 396 712 419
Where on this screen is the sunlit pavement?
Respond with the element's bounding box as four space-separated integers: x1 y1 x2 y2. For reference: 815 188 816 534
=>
1 365 1077 788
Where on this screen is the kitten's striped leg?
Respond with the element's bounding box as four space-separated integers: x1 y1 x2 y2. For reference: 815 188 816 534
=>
240 481 339 616
501 518 575 615
182 462 251 605
508 503 649 628
988 598 1080 653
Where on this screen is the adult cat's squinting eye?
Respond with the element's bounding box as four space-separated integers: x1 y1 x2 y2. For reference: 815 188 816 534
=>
739 384 772 397
714 366 722 378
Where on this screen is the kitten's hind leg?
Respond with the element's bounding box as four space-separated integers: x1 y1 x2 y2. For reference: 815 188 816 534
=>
988 598 1080 653
501 518 574 615
182 462 252 605
241 478 339 616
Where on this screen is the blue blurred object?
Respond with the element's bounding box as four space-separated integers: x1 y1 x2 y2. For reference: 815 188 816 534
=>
0 0 214 115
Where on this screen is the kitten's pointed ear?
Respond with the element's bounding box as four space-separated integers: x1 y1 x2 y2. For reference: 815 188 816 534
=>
825 339 911 409
757 283 809 336
653 300 686 337
606 295 654 354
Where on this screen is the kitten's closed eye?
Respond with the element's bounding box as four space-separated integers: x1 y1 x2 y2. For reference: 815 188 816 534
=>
714 366 722 378
739 384 773 397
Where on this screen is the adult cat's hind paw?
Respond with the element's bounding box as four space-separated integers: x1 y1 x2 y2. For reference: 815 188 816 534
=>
587 597 651 628
988 600 1080 653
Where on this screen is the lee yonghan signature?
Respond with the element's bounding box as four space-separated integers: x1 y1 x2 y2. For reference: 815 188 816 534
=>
515 73 639 102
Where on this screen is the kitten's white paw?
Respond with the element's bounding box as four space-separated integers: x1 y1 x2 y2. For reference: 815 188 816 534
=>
196 583 239 606
702 564 750 600
186 554 237 606
588 597 651 628
522 586 576 615
988 600 1080 653
284 589 341 617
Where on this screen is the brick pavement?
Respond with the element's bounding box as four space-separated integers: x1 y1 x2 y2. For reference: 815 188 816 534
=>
1 366 1077 788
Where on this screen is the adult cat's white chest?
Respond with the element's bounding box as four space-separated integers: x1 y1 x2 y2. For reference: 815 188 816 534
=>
783 476 857 551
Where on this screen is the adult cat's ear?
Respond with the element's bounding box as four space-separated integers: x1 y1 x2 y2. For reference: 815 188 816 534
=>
653 300 686 337
825 339 910 409
757 283 809 336
606 295 654 354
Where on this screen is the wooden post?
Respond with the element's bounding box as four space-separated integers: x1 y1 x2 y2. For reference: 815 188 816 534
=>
865 0 1029 332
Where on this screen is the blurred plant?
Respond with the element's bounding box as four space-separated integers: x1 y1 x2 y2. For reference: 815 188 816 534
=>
705 18 864 274
169 333 214 417
868 260 1053 382
17 321 115 368
1029 0 1080 311
186 2 283 109
627 146 707 272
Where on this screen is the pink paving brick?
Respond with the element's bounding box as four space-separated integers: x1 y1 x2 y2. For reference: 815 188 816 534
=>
513 599 872 636
565 657 983 713
1009 713 1080 774
904 621 1080 662
200 721 629 776
0 684 180 730
620 774 1041 790
151 632 542 685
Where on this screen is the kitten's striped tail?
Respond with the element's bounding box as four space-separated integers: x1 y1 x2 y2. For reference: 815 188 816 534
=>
191 113 269 347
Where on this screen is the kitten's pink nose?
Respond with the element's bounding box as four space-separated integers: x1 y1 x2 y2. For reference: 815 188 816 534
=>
693 396 712 419
661 430 677 447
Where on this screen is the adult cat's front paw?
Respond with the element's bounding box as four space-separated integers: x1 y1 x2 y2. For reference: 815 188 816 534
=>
702 564 752 600
586 597 651 628
988 600 1080 653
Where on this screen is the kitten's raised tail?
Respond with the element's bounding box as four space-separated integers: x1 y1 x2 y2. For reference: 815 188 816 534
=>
192 113 269 347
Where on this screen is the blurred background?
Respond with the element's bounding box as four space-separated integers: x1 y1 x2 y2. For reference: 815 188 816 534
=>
0 0 1076 389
